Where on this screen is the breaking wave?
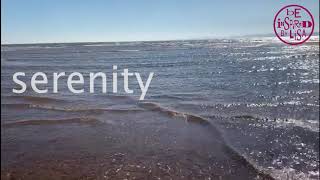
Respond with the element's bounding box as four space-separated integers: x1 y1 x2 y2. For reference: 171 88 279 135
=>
3 117 100 127
138 102 275 179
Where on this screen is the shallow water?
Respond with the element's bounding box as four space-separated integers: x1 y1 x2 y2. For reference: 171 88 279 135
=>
1 39 319 179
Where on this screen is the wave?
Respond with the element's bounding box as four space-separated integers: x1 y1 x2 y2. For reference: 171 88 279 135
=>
138 102 320 179
93 94 136 100
3 117 100 127
150 94 185 100
82 44 113 47
5 95 138 106
267 167 319 180
232 115 258 119
138 102 275 179
230 114 319 132
168 102 319 133
117 49 140 52
1 103 145 114
5 95 67 104
139 102 211 126
300 79 320 84
271 118 319 132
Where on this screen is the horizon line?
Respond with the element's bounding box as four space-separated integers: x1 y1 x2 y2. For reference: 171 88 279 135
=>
0 33 272 45
2 32 319 46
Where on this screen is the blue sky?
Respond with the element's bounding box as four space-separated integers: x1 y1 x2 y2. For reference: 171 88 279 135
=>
1 0 319 44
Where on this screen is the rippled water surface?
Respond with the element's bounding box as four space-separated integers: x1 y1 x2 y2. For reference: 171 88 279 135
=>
1 40 319 179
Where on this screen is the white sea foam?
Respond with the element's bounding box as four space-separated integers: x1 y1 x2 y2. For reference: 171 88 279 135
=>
296 90 313 94
268 167 319 180
300 79 319 84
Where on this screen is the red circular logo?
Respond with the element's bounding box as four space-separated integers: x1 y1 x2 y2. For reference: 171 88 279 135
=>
273 4 314 45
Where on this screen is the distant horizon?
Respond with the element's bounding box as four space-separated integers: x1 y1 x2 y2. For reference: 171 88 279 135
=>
1 32 278 45
1 32 319 46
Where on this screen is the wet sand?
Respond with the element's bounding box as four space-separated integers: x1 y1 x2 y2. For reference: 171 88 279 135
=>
1 96 273 180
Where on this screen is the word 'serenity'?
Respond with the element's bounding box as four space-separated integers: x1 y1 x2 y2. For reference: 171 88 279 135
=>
12 65 154 100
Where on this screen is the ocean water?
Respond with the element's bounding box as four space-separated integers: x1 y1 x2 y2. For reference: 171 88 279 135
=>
1 39 319 179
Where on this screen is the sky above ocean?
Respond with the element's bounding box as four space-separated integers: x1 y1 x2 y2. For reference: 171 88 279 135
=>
1 0 319 44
